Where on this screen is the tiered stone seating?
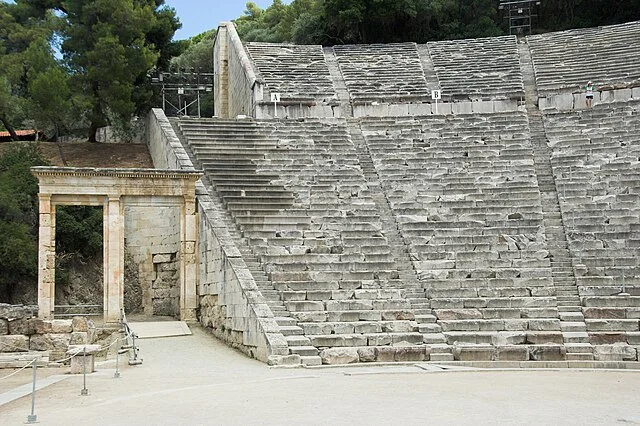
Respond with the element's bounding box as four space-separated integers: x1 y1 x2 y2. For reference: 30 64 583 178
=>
425 35 524 101
332 43 431 103
360 111 567 361
528 21 640 95
245 43 336 101
179 117 435 363
543 101 640 360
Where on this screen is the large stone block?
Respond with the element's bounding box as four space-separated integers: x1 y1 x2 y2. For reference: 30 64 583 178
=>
529 345 566 361
526 331 563 344
496 346 529 361
8 318 31 335
357 347 376 362
0 335 29 352
589 332 628 345
593 344 637 361
375 347 396 362
51 319 73 333
267 354 301 366
0 319 8 335
394 346 427 362
320 348 359 365
454 345 494 361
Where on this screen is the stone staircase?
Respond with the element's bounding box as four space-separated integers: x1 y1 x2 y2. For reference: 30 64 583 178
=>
323 47 353 117
177 117 451 364
173 118 321 365
519 39 595 360
347 120 452 361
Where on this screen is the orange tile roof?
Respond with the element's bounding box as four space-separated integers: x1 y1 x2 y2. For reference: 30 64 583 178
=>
0 130 37 138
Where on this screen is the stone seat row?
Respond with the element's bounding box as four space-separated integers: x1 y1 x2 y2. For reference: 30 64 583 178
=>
245 42 336 101
527 21 640 94
426 35 524 100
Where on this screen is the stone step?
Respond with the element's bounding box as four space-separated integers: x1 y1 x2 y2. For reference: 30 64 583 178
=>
562 331 590 343
560 322 587 332
285 335 312 346
559 312 585 322
418 323 443 333
566 352 595 361
301 355 323 366
289 345 320 357
279 325 304 336
415 314 437 324
558 306 583 312
429 352 455 362
565 343 594 354
309 332 424 347
275 317 297 327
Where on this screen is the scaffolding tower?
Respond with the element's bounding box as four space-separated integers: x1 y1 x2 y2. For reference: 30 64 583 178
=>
499 0 541 35
151 69 214 118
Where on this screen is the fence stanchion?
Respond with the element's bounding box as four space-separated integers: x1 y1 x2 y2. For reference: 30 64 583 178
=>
26 358 38 424
114 339 121 379
80 348 89 396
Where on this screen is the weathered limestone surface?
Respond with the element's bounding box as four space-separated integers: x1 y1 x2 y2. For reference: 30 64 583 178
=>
246 43 336 102
543 101 640 356
425 35 524 101
157 24 640 364
147 109 291 364
333 43 431 103
214 22 259 118
528 21 640 98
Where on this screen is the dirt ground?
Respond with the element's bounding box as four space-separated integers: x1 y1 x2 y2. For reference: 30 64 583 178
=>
0 140 153 168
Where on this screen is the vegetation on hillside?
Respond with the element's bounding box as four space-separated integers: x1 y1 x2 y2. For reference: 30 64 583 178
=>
0 144 48 301
234 0 640 45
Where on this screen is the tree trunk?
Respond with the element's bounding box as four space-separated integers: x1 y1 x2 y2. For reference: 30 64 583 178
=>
0 115 19 141
88 121 99 142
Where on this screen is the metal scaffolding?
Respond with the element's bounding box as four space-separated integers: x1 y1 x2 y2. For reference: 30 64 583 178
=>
151 69 214 118
499 0 541 36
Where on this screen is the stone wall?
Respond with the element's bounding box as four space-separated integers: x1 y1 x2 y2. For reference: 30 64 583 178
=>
539 87 640 111
197 191 289 363
145 108 291 363
146 108 190 169
0 304 116 362
124 201 181 317
214 22 263 118
351 99 520 117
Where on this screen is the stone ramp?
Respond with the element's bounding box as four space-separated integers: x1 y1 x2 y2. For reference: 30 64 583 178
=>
128 321 192 339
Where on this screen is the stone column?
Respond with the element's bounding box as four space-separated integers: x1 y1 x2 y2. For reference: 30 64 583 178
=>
37 195 55 319
104 196 124 323
180 195 198 322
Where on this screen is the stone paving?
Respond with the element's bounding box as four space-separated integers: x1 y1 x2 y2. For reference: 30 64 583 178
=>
2 326 640 425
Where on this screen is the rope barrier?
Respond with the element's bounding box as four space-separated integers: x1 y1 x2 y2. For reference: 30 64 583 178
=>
0 358 37 381
0 321 137 374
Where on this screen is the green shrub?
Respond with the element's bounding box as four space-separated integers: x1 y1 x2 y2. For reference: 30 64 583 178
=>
0 143 48 301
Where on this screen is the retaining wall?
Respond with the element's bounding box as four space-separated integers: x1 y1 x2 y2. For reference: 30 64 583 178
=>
145 108 290 363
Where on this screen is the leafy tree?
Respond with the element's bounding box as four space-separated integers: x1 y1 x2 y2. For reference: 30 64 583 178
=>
0 144 49 301
0 1 54 138
55 206 103 258
17 0 181 141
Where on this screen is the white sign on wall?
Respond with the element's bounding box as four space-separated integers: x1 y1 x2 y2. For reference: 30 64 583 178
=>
271 93 281 102
431 90 441 100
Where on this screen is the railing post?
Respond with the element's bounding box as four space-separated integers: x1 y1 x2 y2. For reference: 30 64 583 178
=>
81 348 88 396
26 358 38 423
